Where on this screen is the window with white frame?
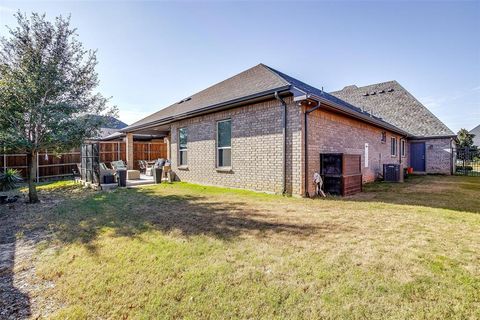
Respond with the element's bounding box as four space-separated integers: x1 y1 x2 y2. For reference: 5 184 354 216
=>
391 137 397 156
381 131 387 143
178 127 187 166
401 139 406 157
217 119 231 168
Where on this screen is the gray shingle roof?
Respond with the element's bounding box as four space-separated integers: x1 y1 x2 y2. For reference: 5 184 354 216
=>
125 64 405 134
470 124 480 146
126 64 290 130
330 81 454 137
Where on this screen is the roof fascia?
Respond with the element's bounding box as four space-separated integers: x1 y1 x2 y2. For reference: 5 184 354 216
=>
408 135 457 140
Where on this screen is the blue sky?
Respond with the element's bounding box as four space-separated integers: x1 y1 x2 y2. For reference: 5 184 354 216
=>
1 1 479 132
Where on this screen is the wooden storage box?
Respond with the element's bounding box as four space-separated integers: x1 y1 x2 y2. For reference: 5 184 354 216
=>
320 153 362 196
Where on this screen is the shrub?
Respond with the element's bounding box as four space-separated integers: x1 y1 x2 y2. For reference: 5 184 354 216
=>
456 166 473 172
0 169 23 191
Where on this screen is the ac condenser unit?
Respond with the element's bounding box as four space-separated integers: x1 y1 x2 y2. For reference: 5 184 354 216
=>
383 164 401 182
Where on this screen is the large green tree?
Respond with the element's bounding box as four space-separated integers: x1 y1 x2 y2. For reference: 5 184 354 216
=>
0 12 115 203
457 128 475 149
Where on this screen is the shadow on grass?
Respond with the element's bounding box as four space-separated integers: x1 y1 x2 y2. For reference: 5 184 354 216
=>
0 208 31 319
40 186 332 251
346 175 480 214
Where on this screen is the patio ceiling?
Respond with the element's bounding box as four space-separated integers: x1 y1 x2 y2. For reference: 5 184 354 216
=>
129 123 170 137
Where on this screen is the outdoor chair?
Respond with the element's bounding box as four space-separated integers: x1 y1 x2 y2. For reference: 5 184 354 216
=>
143 160 154 176
138 160 153 175
99 162 115 183
138 160 146 174
110 160 127 171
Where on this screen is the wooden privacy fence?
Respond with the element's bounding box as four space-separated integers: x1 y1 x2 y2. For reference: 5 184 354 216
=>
0 150 80 180
99 141 168 170
0 141 167 181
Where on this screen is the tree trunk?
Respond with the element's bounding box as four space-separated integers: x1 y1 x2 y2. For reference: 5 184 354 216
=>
27 151 39 203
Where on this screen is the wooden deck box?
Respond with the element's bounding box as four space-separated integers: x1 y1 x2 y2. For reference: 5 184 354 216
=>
320 153 362 196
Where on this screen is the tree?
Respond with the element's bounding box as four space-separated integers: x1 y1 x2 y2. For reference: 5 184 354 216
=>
457 128 475 149
0 12 116 203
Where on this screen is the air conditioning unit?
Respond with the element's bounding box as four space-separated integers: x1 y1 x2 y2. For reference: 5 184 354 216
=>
383 164 401 182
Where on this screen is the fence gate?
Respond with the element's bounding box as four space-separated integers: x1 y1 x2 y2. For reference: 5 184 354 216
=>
455 147 480 176
81 143 100 184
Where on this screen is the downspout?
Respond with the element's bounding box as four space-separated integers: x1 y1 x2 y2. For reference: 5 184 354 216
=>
274 92 287 195
303 102 322 197
399 135 407 182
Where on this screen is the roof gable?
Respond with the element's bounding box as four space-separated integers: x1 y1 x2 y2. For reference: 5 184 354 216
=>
123 64 406 135
127 64 290 129
330 81 454 137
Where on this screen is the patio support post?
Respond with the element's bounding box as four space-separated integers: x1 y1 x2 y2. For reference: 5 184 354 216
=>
165 134 171 160
126 132 134 170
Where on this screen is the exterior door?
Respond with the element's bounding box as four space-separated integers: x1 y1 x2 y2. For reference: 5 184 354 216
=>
410 142 426 172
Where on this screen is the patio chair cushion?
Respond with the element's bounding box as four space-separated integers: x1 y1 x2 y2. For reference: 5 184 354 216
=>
127 170 140 180
111 160 127 170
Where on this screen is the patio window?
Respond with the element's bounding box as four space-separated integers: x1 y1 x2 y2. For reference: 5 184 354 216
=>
179 127 187 166
401 139 406 157
217 119 231 168
391 137 397 156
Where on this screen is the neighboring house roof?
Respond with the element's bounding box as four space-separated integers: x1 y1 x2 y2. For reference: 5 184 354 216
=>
90 115 128 130
88 116 128 139
470 124 480 146
330 81 454 138
123 64 407 135
98 127 121 139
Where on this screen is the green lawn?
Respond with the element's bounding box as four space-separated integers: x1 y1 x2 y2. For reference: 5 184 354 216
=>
15 176 480 318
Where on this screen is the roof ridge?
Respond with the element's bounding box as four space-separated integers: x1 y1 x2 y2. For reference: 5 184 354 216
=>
331 80 398 93
470 124 480 132
258 63 292 87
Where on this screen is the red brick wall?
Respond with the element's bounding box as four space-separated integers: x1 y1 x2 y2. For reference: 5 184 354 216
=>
167 97 413 196
169 96 303 195
305 108 408 196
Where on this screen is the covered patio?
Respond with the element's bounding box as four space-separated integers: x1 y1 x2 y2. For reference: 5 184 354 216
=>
79 124 171 190
102 123 171 171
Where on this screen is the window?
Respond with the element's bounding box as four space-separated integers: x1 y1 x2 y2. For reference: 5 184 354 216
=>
217 119 231 167
381 131 387 143
391 137 397 156
178 127 187 166
401 139 406 157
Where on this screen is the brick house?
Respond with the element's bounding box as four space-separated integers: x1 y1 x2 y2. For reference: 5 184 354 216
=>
120 64 455 196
